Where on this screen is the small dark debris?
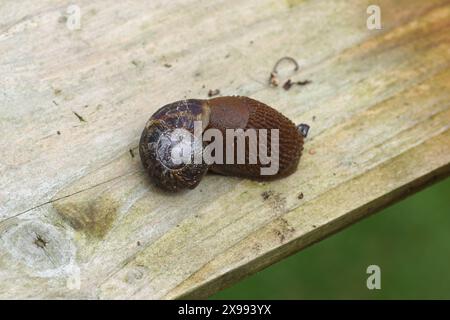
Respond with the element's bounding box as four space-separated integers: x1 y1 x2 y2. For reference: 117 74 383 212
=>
261 190 273 200
225 53 231 59
270 56 301 87
52 100 59 106
249 40 254 45
312 224 317 228
34 235 48 249
129 148 135 158
312 115 316 121
73 111 86 122
283 79 294 90
164 63 172 68
54 89 62 96
283 79 312 90
276 230 285 243
297 192 304 200
83 104 88 108
194 72 201 77
297 80 312 86
57 130 61 135
208 89 220 97
137 241 141 246
253 242 262 251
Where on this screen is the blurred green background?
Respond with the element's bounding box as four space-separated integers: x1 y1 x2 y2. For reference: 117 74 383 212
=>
212 177 450 299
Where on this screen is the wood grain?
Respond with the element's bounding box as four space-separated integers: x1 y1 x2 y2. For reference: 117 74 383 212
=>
0 0 449 299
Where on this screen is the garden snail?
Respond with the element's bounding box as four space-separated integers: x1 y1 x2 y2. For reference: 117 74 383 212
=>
139 96 309 192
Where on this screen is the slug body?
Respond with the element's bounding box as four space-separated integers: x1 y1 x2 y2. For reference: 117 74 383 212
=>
139 96 305 192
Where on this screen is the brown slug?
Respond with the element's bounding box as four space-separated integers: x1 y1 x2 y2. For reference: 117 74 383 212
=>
139 96 309 192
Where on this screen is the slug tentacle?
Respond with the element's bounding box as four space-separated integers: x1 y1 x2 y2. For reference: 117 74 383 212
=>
297 123 310 138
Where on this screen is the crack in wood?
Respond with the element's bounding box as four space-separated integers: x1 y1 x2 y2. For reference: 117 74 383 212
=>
0 170 143 226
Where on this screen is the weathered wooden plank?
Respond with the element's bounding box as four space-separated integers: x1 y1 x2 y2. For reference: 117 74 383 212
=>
0 0 449 299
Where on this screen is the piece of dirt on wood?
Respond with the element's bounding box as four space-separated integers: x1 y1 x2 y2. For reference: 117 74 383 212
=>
261 190 286 214
208 89 220 97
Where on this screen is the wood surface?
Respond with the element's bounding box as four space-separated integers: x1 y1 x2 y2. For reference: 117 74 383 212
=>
0 0 449 299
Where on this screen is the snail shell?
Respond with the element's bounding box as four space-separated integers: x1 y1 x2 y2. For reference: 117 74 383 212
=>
139 96 306 192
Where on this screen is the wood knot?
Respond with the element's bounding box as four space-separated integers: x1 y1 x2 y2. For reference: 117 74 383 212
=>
0 219 76 277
